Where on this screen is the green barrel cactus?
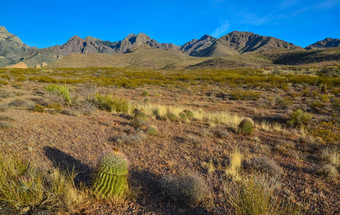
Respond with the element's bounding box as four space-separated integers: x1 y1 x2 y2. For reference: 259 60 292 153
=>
239 117 255 134
93 151 129 200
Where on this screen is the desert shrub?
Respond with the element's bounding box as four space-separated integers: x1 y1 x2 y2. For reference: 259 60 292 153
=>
320 84 328 93
93 93 129 113
321 146 340 167
226 176 300 215
0 154 83 213
160 172 210 207
0 115 14 121
212 127 229 138
33 104 45 113
45 85 71 104
230 90 261 101
131 110 148 129
239 118 255 134
0 122 12 129
9 99 26 107
116 131 145 145
92 151 129 201
185 135 202 146
143 98 150 103
246 156 283 176
0 90 11 99
288 109 312 128
167 112 178 122
318 164 338 178
78 101 96 115
47 103 63 113
146 125 159 136
0 104 9 112
275 97 292 109
142 90 149 96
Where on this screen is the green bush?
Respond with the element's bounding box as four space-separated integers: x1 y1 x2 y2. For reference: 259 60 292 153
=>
34 104 45 113
93 93 129 113
46 85 71 104
288 109 312 128
93 151 129 200
142 90 149 96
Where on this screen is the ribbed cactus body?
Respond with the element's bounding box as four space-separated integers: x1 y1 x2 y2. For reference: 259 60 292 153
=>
93 151 128 199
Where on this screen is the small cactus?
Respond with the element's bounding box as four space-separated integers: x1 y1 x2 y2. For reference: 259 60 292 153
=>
183 110 194 120
239 118 254 134
146 125 159 136
93 151 129 200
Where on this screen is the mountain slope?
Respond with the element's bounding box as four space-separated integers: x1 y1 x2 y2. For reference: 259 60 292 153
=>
0 26 32 67
180 34 217 56
194 31 302 57
306 38 340 50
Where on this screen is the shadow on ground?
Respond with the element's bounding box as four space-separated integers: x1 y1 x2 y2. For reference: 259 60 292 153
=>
43 146 94 187
130 169 211 215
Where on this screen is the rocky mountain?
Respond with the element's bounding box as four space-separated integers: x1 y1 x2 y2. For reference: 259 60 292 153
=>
306 38 340 49
180 34 217 56
191 31 303 57
0 26 32 67
0 25 338 68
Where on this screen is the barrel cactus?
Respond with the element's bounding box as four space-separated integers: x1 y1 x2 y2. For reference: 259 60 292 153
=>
92 151 129 200
239 118 255 134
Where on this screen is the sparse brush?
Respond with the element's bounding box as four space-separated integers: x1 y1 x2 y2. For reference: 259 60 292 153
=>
225 176 300 215
0 122 12 129
288 109 312 128
33 104 45 113
93 93 129 113
239 118 255 134
183 110 194 120
321 146 340 167
116 132 145 145
46 85 71 104
246 156 283 176
0 153 83 213
142 90 149 96
92 151 129 201
160 172 210 207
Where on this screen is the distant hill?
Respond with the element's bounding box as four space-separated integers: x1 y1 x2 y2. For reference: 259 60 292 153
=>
180 34 217 56
306 38 340 50
48 45 205 69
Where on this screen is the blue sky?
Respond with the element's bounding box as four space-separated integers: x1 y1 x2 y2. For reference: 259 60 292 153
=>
1 0 339 48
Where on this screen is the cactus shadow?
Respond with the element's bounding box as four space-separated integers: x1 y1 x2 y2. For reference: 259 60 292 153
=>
43 146 94 187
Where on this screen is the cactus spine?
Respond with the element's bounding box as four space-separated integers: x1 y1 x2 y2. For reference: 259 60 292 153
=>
93 151 129 200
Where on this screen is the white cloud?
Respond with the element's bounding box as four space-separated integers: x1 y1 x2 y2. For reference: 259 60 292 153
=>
211 21 230 37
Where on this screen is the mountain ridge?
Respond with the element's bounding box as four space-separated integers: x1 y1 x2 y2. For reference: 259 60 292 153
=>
0 25 339 68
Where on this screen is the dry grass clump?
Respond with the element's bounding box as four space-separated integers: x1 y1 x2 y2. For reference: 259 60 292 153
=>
321 146 340 167
185 134 202 146
225 176 300 215
160 172 210 207
211 127 229 138
318 164 338 178
226 151 243 181
245 156 283 176
0 114 14 121
0 104 9 112
0 154 84 214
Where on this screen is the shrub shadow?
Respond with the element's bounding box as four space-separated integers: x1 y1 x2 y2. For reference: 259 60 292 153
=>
43 146 94 187
130 169 211 215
